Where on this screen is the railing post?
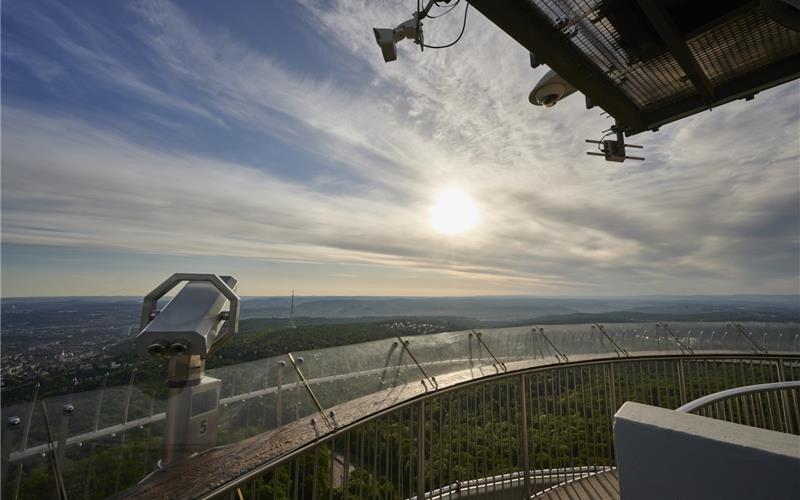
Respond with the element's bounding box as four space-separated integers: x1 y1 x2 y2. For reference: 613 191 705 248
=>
343 433 350 498
775 359 795 434
519 374 531 497
608 363 617 411
55 404 74 471
277 361 285 427
84 373 109 499
115 369 138 492
2 416 21 493
93 373 109 433
417 400 425 500
677 359 687 406
40 401 67 500
13 382 40 500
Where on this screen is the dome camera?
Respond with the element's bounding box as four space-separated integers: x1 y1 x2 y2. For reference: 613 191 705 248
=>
529 69 577 107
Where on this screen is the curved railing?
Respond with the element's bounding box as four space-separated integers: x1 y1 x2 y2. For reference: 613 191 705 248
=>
1 322 798 499
678 380 800 433
125 351 799 500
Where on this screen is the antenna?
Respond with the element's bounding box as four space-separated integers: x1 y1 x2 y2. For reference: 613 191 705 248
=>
288 290 296 329
586 122 644 162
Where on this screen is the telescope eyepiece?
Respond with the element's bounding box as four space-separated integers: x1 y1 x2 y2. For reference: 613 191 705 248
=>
147 342 168 356
168 341 189 356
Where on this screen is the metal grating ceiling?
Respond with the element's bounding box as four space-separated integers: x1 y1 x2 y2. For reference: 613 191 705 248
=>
531 0 697 109
529 0 799 110
470 0 800 133
687 8 800 88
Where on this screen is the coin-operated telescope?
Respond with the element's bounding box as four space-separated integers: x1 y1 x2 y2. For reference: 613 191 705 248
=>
136 273 239 467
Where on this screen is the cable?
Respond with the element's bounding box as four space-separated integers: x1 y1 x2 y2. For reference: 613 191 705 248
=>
426 0 461 19
421 1 470 49
596 132 613 152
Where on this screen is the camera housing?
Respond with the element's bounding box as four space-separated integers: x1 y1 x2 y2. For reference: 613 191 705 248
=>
373 15 421 63
529 69 578 107
373 28 398 62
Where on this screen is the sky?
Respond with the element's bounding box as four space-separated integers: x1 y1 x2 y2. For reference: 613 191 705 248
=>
1 0 799 298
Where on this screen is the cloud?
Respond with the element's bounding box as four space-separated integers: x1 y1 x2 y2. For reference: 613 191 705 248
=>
1 0 798 295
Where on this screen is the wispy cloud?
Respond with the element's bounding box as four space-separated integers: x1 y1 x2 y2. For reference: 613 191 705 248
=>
2 0 798 295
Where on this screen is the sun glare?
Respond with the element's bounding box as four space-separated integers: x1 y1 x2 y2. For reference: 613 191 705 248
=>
429 188 479 235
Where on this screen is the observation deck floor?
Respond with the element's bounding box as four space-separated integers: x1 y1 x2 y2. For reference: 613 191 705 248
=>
532 469 620 500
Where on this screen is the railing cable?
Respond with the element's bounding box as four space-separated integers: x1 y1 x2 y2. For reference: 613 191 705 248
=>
286 353 334 430
533 327 568 362
727 322 768 355
396 337 439 390
470 330 507 372
40 401 68 500
657 323 694 354
592 323 629 357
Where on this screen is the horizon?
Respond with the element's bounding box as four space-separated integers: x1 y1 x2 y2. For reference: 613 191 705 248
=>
2 0 799 297
4 292 799 301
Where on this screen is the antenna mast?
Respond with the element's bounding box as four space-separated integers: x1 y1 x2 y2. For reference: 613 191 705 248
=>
288 290 296 329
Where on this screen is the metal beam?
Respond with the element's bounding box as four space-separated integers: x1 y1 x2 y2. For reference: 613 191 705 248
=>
469 0 642 131
636 0 715 100
683 0 759 40
635 53 800 134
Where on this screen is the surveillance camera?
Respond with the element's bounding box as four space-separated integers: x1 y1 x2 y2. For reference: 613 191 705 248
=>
529 69 577 107
372 15 421 63
135 274 239 359
373 28 398 62
540 94 560 107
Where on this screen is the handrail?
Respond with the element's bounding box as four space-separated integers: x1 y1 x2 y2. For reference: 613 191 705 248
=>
676 380 800 413
5 320 798 499
106 351 799 500
192 352 798 500
7 349 793 463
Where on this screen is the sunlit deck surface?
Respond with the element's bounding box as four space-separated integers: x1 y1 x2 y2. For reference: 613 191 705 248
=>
533 469 620 500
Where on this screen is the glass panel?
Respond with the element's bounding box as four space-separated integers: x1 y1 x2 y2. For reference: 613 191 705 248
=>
3 320 796 498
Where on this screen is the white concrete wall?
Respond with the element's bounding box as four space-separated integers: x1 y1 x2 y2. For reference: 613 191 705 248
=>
614 402 800 500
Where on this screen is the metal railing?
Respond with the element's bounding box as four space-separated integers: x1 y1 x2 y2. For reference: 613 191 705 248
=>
136 354 800 500
677 380 800 434
1 322 798 499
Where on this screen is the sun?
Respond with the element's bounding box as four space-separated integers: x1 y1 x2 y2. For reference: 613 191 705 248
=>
429 188 479 235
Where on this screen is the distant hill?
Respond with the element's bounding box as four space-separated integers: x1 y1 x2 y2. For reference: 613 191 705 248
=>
3 294 798 322
238 295 799 321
